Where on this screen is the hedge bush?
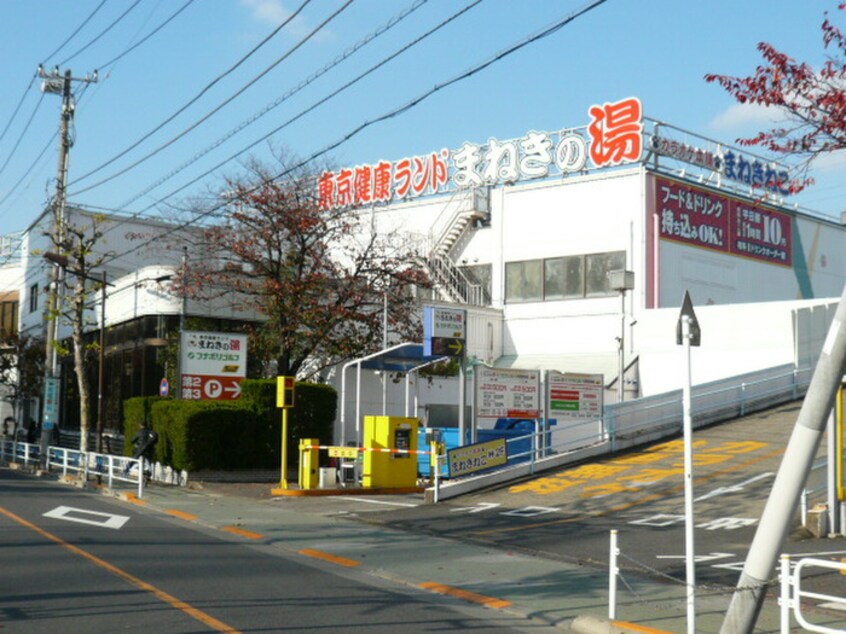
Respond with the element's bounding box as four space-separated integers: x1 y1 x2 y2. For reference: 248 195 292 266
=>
123 379 336 472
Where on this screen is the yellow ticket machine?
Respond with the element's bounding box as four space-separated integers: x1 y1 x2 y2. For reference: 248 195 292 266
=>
362 416 420 488
298 437 319 490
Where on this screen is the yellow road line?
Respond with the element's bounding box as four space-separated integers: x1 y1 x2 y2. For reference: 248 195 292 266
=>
613 620 673 633
473 447 785 536
0 504 241 633
298 548 361 568
419 581 512 609
166 509 198 521
221 525 264 540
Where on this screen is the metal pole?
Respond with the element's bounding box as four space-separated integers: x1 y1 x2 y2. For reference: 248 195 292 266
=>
280 408 289 489
682 315 696 634
779 554 790 634
96 271 106 454
619 289 625 403
609 529 619 621
458 359 466 445
827 408 838 536
721 285 846 633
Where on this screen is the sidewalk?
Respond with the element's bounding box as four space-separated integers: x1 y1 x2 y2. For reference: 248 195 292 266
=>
109 481 796 634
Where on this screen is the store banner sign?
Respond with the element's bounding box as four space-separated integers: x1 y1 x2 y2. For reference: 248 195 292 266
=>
180 331 247 400
318 97 643 210
654 175 792 266
476 366 541 419
548 371 603 421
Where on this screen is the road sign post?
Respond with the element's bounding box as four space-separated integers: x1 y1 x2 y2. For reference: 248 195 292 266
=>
677 290 701 634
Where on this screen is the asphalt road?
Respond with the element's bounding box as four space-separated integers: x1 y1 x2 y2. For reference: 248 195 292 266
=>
298 401 845 593
0 469 560 633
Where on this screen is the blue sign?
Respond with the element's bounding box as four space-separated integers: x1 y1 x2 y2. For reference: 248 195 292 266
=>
42 377 60 426
159 378 170 397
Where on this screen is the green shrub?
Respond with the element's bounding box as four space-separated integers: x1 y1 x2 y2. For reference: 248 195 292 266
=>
125 380 337 472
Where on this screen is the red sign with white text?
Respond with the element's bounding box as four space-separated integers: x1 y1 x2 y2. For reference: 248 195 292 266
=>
653 175 792 266
181 374 243 401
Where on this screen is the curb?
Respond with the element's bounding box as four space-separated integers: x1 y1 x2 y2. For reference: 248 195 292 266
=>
571 615 673 634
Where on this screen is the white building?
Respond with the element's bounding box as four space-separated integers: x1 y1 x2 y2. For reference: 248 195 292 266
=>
2 96 843 445
322 97 844 439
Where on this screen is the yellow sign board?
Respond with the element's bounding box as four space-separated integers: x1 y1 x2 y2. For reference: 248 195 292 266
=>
328 446 359 459
447 438 507 477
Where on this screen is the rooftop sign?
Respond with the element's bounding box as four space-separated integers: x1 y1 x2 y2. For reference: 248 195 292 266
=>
318 97 644 210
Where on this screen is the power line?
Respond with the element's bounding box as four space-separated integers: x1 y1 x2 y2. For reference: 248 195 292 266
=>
69 0 355 198
94 0 197 72
0 75 37 148
123 0 484 215
0 92 46 180
41 0 108 64
95 0 611 268
117 0 429 210
68 0 315 188
56 0 143 67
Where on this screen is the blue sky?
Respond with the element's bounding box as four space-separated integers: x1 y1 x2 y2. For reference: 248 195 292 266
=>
1 0 844 234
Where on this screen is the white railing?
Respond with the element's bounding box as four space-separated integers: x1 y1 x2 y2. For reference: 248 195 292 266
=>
435 363 813 500
1 439 144 498
780 555 846 633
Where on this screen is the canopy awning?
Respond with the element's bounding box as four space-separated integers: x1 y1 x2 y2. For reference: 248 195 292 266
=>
358 343 445 372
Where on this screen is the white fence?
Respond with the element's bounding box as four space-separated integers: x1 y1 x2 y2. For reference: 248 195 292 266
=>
780 555 846 633
432 363 811 500
0 439 145 498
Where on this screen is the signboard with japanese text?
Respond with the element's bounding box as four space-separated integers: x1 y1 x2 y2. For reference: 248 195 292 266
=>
475 366 541 420
319 97 644 210
423 305 466 357
547 371 604 421
447 438 507 477
42 377 60 428
653 175 793 267
180 331 247 400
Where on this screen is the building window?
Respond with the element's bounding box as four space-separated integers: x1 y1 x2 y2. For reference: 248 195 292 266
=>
585 251 626 297
544 256 584 300
460 264 492 305
29 284 38 313
505 260 542 303
505 250 626 303
0 300 17 336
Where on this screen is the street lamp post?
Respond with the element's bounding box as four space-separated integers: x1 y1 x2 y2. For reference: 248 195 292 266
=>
608 270 635 404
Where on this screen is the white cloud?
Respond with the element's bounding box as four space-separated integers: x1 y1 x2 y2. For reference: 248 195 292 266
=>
240 0 333 42
242 0 292 25
810 149 846 172
708 102 788 133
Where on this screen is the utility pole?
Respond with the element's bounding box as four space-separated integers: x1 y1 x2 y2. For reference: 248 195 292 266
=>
37 66 97 463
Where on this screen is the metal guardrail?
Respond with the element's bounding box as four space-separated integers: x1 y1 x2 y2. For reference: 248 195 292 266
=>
449 364 812 495
0 439 144 498
780 555 846 633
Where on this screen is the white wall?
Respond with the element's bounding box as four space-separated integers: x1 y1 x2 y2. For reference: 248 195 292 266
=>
636 296 838 396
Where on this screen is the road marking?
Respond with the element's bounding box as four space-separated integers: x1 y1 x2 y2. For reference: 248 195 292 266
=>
452 502 501 514
500 506 559 518
43 505 130 530
656 552 734 563
222 526 264 540
629 514 684 528
419 582 512 609
612 621 673 634
471 447 785 536
166 509 198 521
332 496 418 508
299 548 361 568
695 472 773 501
0 504 241 633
